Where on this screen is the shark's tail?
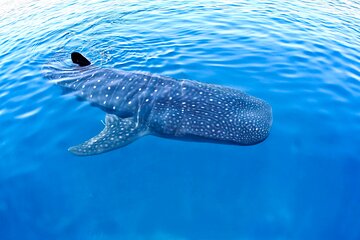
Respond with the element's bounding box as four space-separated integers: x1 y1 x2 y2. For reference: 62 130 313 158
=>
71 52 91 66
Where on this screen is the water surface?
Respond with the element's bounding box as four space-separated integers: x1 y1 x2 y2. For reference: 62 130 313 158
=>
0 0 360 239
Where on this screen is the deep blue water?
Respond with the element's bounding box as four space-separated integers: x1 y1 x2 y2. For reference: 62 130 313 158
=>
1 0 360 239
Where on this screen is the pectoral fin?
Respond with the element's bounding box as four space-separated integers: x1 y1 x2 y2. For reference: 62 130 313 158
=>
68 114 147 156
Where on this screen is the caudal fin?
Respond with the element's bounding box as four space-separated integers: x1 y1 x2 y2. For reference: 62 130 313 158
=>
68 114 148 156
71 52 91 66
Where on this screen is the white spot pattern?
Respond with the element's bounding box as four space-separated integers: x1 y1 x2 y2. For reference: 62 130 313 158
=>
53 65 272 149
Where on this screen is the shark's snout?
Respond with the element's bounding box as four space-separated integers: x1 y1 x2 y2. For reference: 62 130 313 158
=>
233 99 272 145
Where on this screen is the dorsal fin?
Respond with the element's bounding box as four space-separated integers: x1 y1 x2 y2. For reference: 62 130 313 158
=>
71 52 91 66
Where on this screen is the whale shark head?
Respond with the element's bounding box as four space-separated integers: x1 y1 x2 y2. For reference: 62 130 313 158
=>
148 81 272 146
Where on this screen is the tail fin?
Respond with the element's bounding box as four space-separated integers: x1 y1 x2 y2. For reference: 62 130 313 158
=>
71 52 91 66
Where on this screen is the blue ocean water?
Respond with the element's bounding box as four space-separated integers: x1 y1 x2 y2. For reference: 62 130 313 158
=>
1 0 360 239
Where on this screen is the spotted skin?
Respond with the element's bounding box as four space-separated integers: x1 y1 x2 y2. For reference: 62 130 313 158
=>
44 59 272 156
68 114 148 156
149 80 272 145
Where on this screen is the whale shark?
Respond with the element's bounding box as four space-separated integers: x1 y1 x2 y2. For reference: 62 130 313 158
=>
44 52 272 156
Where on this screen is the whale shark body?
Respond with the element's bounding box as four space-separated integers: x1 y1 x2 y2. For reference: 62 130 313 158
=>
44 52 272 156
